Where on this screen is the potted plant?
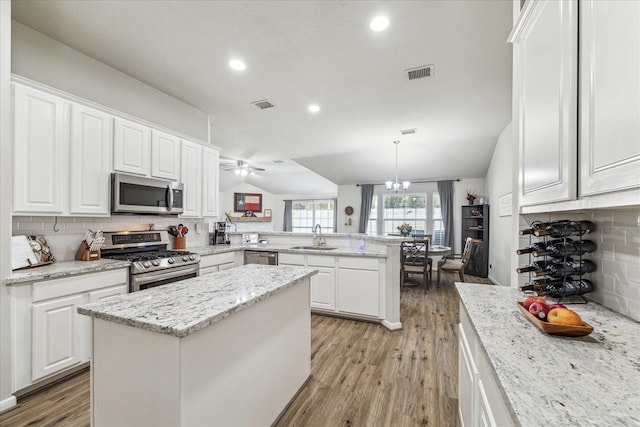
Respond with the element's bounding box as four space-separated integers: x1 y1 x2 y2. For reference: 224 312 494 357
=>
466 190 478 205
397 223 413 237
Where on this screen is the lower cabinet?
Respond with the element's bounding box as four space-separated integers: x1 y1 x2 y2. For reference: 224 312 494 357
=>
199 252 238 276
459 303 514 427
279 253 381 318
11 268 128 392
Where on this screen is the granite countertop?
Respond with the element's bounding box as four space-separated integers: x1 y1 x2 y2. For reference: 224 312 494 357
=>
78 264 318 338
190 244 387 258
456 283 640 427
5 259 131 286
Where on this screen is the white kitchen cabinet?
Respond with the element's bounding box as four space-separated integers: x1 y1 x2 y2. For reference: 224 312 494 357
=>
579 0 640 196
69 103 112 215
32 294 85 381
336 257 380 318
13 83 66 214
512 0 578 206
10 268 128 392
180 140 220 218
308 255 336 311
200 252 237 276
113 117 151 176
459 304 515 427
151 129 181 181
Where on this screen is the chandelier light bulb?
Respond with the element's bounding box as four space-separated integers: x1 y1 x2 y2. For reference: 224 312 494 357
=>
386 141 410 193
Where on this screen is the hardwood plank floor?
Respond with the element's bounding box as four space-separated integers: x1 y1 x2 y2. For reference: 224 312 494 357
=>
0 273 491 427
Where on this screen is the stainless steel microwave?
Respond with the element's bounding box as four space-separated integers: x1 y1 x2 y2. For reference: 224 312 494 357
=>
111 173 184 215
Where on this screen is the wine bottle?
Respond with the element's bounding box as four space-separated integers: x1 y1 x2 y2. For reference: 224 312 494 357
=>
532 239 597 258
515 260 554 274
519 222 550 236
533 220 595 238
519 278 592 292
531 259 597 278
533 279 594 297
515 239 564 255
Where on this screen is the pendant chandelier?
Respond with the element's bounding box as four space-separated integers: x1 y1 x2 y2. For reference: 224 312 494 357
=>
385 141 410 192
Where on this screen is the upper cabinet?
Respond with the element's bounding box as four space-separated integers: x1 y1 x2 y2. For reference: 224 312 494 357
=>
512 0 578 207
13 84 67 214
181 140 219 218
579 0 640 196
151 130 181 181
201 147 219 217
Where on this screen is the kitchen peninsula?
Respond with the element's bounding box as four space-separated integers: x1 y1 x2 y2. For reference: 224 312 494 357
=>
78 264 317 427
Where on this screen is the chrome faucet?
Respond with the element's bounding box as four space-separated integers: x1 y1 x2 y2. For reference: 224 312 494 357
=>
313 224 325 246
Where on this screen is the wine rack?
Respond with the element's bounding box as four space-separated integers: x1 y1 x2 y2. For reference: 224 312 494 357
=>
517 220 596 303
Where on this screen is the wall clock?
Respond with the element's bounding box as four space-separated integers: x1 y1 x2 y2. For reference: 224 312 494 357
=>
344 206 354 215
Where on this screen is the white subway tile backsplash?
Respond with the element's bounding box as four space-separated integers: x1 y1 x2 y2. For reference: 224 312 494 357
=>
602 289 628 316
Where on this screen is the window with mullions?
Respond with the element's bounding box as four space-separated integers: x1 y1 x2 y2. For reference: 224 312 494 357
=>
432 192 444 245
366 197 378 235
291 199 336 233
383 194 428 236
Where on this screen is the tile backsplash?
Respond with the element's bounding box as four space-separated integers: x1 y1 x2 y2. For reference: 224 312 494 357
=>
12 215 213 261
519 207 640 322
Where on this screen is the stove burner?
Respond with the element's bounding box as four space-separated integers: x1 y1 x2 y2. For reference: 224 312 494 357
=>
106 250 195 262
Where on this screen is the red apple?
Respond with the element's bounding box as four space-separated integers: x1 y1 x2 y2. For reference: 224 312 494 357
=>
523 296 546 309
548 303 566 310
529 302 550 321
548 307 583 326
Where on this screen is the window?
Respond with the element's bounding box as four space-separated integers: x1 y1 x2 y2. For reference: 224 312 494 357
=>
382 194 428 235
366 196 378 235
291 199 336 233
432 192 444 245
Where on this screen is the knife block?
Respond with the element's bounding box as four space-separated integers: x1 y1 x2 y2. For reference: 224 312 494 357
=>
174 236 186 250
75 241 101 261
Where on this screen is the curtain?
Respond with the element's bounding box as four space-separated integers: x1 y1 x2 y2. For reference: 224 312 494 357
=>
358 184 374 233
283 200 292 232
332 198 338 232
438 180 454 249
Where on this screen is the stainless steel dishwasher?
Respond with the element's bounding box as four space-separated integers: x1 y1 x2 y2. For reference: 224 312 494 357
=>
244 250 278 265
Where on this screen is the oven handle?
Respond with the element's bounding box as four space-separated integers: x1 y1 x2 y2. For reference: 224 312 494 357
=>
131 264 199 288
166 185 174 212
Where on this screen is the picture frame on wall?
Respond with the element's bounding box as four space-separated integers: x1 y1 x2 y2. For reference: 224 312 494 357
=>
234 193 262 212
264 209 272 217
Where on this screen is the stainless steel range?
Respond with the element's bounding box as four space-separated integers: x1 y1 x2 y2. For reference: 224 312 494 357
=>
101 230 200 292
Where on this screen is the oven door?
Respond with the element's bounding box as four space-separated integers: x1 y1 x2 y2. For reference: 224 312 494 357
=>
130 263 199 292
112 173 184 215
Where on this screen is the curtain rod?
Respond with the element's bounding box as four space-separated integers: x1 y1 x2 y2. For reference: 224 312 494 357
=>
356 178 460 187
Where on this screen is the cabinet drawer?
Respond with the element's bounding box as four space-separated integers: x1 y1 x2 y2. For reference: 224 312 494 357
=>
307 255 335 267
338 257 379 270
278 253 306 266
33 269 128 302
200 252 235 268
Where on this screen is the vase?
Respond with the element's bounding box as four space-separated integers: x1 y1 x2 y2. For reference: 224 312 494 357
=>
468 200 474 205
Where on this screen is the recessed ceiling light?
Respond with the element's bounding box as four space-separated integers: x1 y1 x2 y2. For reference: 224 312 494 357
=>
229 59 246 71
308 104 321 113
370 16 389 32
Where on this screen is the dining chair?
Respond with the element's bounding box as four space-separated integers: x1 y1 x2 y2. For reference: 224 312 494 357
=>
437 237 473 283
400 239 431 293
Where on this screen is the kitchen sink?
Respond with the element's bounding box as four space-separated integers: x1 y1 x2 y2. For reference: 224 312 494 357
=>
289 246 338 250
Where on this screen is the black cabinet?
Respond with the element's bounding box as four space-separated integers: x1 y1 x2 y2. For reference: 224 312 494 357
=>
461 205 489 277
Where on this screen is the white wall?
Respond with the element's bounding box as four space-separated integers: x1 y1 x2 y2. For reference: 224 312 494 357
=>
0 0 15 412
485 123 514 286
11 22 209 143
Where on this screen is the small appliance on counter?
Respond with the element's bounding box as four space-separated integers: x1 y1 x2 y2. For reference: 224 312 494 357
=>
211 222 229 245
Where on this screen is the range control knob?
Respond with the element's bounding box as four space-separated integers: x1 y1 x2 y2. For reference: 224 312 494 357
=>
189 255 195 261
143 261 151 268
152 260 160 266
167 257 175 264
182 255 189 262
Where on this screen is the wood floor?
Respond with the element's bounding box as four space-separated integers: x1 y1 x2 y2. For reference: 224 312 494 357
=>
0 273 491 427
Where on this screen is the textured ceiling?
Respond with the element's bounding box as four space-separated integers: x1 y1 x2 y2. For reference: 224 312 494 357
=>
12 0 513 194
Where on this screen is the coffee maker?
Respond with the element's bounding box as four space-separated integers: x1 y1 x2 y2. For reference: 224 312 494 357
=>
214 222 228 244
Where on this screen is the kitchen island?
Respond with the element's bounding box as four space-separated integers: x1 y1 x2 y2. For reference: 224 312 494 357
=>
78 264 318 427
457 283 640 427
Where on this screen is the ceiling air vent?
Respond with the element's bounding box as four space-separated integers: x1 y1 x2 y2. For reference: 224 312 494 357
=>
251 99 275 109
401 128 417 135
406 64 434 80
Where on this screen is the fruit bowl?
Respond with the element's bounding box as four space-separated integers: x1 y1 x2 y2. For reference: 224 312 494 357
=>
516 302 594 337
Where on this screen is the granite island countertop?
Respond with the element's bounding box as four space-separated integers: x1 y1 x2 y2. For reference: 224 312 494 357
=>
78 264 318 338
456 283 640 427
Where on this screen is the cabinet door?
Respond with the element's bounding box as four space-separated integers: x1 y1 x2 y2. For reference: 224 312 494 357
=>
69 103 112 215
337 268 379 317
517 1 578 206
13 84 66 213
180 140 203 217
202 147 220 217
579 0 640 196
113 117 150 176
458 324 478 427
32 294 84 381
151 130 181 181
310 267 335 310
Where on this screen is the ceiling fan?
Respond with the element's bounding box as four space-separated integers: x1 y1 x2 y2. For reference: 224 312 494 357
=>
220 160 265 176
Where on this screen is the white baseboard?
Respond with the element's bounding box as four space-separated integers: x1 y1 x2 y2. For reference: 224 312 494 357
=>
0 395 17 413
381 319 402 330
